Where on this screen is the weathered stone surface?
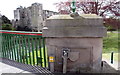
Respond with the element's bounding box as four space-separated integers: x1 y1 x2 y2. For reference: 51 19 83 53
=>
43 26 106 37
46 38 103 72
46 14 103 26
47 14 102 20
43 14 107 73
45 15 103 27
43 14 107 37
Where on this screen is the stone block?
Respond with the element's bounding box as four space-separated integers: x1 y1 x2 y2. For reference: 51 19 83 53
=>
43 26 107 37
43 14 107 73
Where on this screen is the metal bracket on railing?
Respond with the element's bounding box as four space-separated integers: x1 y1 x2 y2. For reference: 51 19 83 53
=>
62 48 70 73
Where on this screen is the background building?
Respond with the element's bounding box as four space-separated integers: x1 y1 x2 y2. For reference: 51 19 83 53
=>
43 10 59 21
13 3 59 32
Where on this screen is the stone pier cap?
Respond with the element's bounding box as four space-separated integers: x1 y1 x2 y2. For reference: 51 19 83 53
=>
43 14 107 37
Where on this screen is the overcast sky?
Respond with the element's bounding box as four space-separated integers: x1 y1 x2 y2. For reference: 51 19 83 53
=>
0 0 64 20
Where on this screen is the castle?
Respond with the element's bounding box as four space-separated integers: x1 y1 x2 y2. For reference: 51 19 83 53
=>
13 3 59 32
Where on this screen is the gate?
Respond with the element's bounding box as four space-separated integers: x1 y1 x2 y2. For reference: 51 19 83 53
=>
0 30 48 67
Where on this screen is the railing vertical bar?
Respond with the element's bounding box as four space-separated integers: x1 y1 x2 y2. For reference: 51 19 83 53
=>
13 34 17 61
3 34 6 58
35 37 38 65
24 36 28 64
7 34 11 59
8 34 12 60
18 35 22 63
5 35 9 59
27 36 32 65
38 37 43 66
22 35 26 64
16 35 20 62
42 37 47 67
10 34 14 60
4 34 7 58
9 34 13 60
14 34 17 61
31 36 35 65
21 36 25 64
14 35 17 61
1 35 3 58
11 34 15 60
11 34 15 61
2 34 5 58
7 34 10 59
1 34 4 58
4 35 7 58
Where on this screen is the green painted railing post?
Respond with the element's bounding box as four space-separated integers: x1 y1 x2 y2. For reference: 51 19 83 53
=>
4 35 6 58
28 37 32 65
38 37 43 66
0 34 3 58
24 36 28 64
5 35 9 59
10 35 13 60
2 35 5 58
18 35 22 63
13 35 17 61
8 34 12 59
31 37 35 65
11 35 15 61
16 35 20 62
43 37 47 67
21 36 25 64
35 37 39 65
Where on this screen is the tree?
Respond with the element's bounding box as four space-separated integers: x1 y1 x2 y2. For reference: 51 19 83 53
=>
1 15 11 24
1 15 12 30
2 24 12 30
104 17 120 31
55 0 120 17
54 0 120 30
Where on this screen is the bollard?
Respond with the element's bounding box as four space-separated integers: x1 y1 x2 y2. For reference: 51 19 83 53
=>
111 52 114 64
49 55 55 72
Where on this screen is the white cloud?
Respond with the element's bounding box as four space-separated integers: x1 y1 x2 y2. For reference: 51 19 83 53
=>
0 0 63 20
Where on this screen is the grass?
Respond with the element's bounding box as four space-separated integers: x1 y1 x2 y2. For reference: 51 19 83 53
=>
102 31 119 62
103 32 119 53
102 53 120 62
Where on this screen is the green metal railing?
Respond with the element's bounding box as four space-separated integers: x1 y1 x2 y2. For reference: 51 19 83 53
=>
0 30 48 67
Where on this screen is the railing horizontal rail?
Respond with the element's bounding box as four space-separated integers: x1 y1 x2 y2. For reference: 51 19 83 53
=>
0 30 48 68
0 30 42 36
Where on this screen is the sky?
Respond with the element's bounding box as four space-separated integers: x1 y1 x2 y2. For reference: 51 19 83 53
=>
0 0 64 20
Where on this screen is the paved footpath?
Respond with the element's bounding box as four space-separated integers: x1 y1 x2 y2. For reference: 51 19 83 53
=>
102 58 120 70
0 58 119 74
0 58 51 75
0 61 30 74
